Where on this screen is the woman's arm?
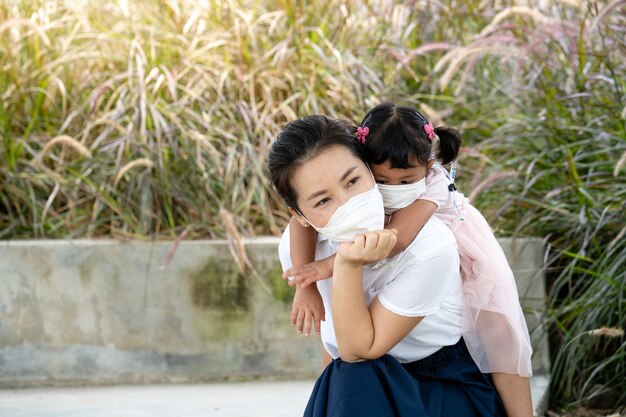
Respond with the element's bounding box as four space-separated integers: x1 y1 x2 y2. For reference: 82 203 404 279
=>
322 347 333 369
386 200 437 257
332 230 424 362
333 227 459 362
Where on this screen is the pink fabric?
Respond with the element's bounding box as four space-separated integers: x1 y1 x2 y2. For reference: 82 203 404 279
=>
419 165 451 211
424 163 533 376
449 204 533 377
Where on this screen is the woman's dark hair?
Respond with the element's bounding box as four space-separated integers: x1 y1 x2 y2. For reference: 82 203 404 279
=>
359 103 462 167
268 115 361 211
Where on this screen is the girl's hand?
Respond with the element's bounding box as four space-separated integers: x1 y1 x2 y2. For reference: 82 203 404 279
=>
291 285 325 336
336 229 397 267
282 258 333 288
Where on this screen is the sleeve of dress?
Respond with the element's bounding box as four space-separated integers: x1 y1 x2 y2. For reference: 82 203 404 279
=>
418 166 451 209
278 224 293 272
377 234 459 317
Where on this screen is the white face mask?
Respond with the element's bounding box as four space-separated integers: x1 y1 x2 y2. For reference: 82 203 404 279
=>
305 185 385 243
377 178 427 215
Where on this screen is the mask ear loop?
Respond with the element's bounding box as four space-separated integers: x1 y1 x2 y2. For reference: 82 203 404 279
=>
448 162 464 221
364 162 378 185
449 162 457 191
293 208 314 228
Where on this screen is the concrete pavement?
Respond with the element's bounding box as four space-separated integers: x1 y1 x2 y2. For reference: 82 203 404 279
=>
0 375 549 417
0 380 315 417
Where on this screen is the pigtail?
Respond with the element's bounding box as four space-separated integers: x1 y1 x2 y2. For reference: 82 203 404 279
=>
435 127 462 165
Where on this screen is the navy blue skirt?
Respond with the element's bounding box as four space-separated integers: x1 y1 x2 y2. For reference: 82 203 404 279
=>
304 338 506 417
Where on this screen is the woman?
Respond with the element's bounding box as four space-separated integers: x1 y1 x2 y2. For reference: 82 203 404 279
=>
268 115 507 417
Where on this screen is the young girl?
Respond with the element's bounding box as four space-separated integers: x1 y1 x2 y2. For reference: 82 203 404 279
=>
284 103 533 417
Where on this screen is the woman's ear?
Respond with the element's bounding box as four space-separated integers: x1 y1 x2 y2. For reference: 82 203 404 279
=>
428 159 435 170
288 207 310 228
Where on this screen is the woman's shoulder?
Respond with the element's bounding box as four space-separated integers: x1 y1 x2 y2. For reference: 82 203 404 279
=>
376 216 461 321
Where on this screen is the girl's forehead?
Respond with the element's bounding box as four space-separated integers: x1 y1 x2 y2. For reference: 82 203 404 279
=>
371 161 420 173
377 154 421 169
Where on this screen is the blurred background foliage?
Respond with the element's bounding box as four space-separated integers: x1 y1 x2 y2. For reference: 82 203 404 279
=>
0 0 624 411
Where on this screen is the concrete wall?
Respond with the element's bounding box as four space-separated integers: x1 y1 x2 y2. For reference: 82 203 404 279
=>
0 238 548 388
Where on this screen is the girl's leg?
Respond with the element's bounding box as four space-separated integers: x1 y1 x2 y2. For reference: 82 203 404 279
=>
403 338 507 417
474 311 533 417
491 373 532 417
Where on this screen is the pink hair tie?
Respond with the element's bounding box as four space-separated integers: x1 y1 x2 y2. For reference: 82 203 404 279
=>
424 122 436 142
356 126 369 144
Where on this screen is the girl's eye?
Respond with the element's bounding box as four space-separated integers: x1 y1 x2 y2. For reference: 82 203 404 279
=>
400 180 414 185
314 197 330 208
347 176 360 186
375 179 387 185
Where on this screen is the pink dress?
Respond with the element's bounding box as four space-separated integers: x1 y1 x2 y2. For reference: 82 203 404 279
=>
419 163 533 377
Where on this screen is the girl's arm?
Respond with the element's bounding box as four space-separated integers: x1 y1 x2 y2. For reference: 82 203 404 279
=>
284 199 437 287
283 218 333 287
386 199 437 257
282 254 334 288
332 230 424 362
289 216 317 267
288 217 325 336
386 164 451 256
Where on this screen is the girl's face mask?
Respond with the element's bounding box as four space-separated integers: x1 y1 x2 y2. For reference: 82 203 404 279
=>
304 185 385 243
377 178 427 215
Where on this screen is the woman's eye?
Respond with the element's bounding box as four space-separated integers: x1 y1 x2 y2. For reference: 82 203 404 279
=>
314 197 330 208
347 176 360 186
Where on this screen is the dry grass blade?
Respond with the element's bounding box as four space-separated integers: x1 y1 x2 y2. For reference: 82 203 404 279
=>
591 0 626 32
480 6 555 37
614 151 626 177
587 327 624 337
435 46 516 90
159 226 190 270
34 135 93 166
220 208 272 295
113 158 154 187
40 182 60 232
468 171 518 203
0 17 51 46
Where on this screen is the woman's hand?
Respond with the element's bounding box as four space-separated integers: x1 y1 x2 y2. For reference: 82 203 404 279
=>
336 229 397 267
331 228 424 362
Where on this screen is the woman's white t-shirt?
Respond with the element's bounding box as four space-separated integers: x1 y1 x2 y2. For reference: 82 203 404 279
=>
278 216 464 363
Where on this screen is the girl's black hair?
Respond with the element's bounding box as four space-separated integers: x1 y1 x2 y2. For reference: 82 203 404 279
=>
268 115 361 211
359 103 462 167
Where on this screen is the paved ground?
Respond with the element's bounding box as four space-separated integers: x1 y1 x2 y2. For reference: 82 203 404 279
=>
0 376 549 417
0 380 314 417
